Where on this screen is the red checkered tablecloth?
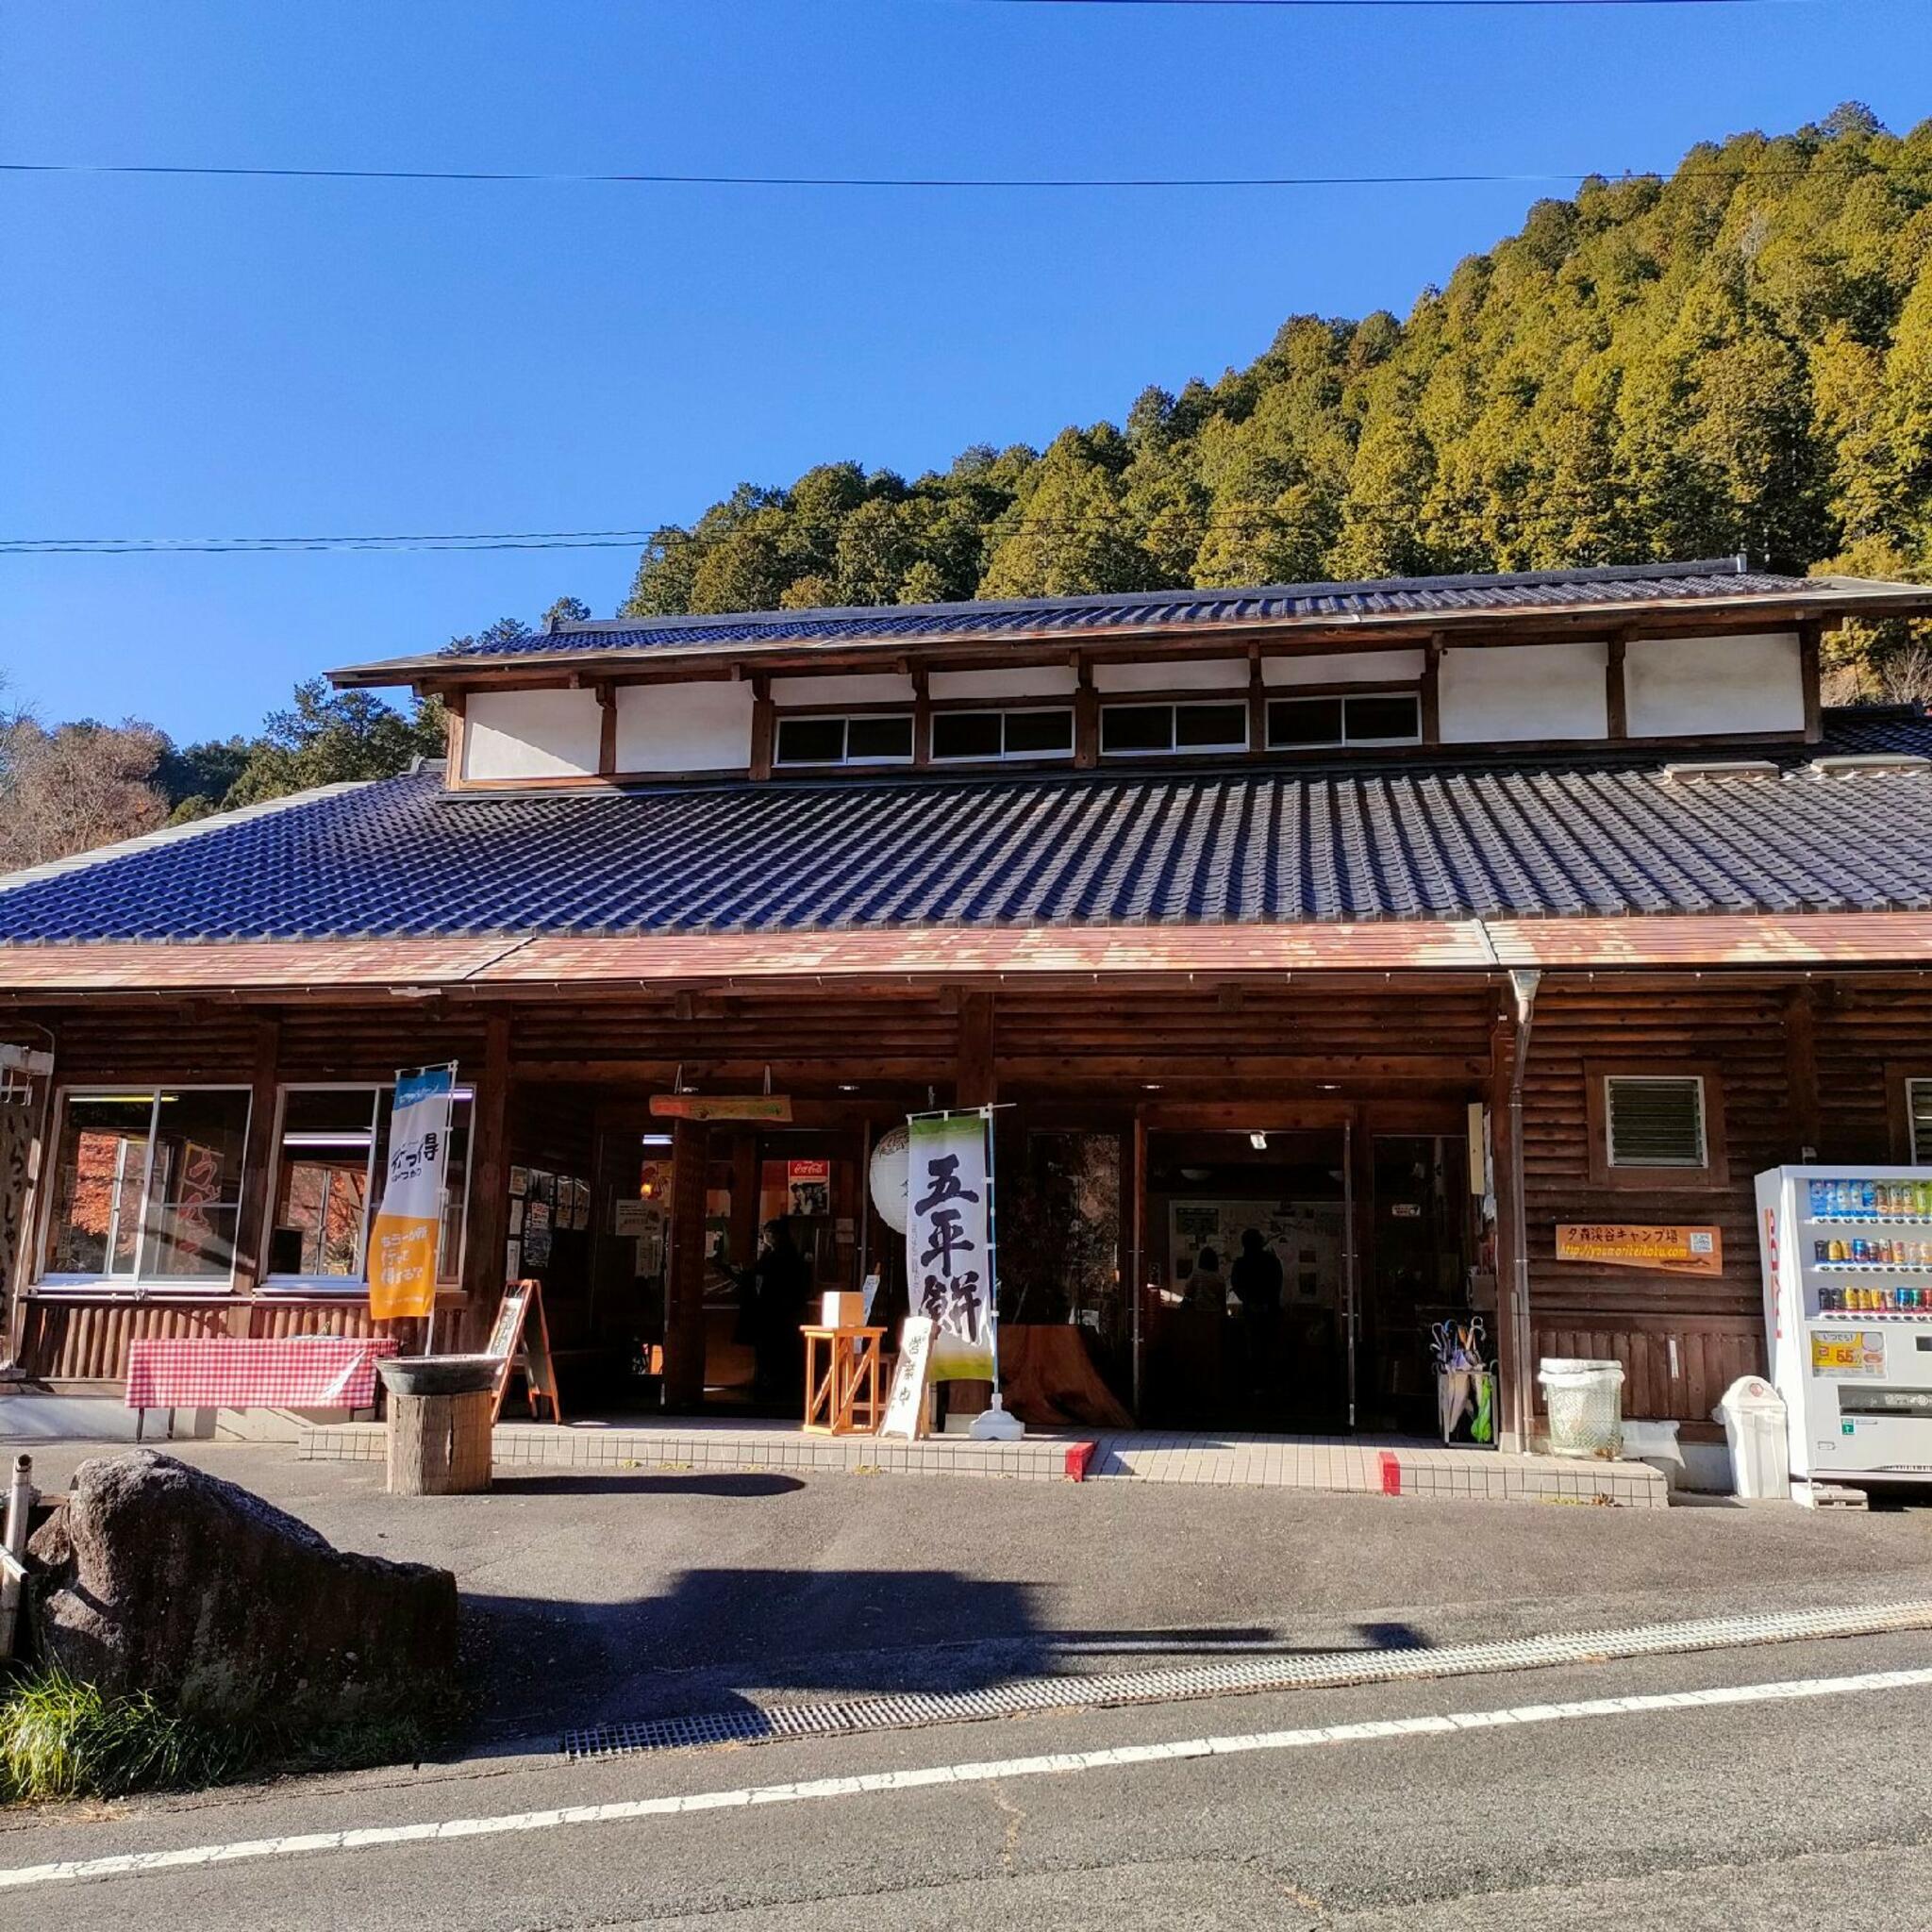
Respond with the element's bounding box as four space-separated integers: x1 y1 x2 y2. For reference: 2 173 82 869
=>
125 1337 398 1410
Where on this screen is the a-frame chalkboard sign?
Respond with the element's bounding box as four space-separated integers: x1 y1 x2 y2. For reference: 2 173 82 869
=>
487 1279 563 1424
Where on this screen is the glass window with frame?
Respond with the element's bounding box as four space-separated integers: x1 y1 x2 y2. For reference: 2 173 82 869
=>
1908 1079 1932 1163
930 708 1075 762
42 1089 250 1284
1099 701 1248 757
1267 691 1423 750
268 1085 474 1289
774 713 914 767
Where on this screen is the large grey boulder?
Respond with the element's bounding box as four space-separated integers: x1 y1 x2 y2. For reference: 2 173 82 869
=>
27 1450 458 1721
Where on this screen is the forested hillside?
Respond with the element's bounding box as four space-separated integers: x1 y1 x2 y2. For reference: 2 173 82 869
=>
622 105 1932 698
6 107 1930 874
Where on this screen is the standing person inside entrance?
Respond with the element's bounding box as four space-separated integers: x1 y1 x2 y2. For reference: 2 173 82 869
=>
751 1216 811 1405
1230 1227 1283 1404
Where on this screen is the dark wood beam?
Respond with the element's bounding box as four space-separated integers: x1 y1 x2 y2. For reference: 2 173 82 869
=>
956 991 996 1108
1421 634 1442 745
1783 982 1822 1159
662 1117 710 1408
227 1018 282 1309
1798 620 1824 743
458 1012 513 1341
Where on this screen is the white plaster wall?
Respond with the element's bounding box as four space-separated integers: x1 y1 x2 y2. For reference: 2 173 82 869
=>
1093 658 1246 693
1625 632 1804 738
461 689 603 780
1439 641 1607 744
769 672 916 706
927 665 1080 700
615 681 754 772
1262 649 1427 689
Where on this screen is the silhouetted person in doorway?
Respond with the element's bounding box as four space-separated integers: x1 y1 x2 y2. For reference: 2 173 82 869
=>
1230 1227 1284 1406
752 1216 811 1405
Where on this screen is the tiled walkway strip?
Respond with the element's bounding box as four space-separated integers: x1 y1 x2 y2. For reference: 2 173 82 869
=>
297 1420 1667 1506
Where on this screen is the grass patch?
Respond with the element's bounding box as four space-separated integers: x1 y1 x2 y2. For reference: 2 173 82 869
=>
0 1668 448 1804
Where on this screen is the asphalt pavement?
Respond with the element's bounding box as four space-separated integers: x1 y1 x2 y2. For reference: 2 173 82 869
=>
14 1439 1932 1738
7 1439 1932 1925
3 1630 1930 1928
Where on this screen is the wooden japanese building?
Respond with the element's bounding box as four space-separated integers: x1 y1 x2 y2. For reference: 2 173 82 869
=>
5 557 1932 1455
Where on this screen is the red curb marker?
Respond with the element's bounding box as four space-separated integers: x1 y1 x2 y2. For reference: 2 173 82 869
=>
1065 1441 1095 1482
1379 1451 1403 1496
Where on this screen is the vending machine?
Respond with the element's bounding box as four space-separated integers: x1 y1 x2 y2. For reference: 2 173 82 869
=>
1757 1165 1932 1495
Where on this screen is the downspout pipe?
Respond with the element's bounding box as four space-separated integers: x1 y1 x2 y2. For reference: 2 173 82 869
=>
1506 968 1541 1452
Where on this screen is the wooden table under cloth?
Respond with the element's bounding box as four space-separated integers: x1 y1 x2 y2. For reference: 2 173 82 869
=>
996 1324 1134 1429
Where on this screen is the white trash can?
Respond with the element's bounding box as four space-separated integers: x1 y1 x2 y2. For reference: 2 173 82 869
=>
1539 1357 1626 1458
1712 1375 1790 1502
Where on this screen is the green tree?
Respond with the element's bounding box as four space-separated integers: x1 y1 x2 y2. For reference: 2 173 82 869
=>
224 681 446 807
602 107 1932 684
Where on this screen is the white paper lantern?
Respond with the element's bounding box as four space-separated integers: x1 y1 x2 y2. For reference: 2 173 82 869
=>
868 1125 910 1234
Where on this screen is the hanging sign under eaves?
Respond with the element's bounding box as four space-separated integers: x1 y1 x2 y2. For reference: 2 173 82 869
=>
648 1094 793 1123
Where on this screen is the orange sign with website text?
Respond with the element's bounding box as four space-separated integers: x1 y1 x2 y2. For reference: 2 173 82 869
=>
1555 1223 1724 1276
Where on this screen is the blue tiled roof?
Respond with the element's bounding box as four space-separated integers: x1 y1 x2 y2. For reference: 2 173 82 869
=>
0 713 1928 947
432 559 1800 661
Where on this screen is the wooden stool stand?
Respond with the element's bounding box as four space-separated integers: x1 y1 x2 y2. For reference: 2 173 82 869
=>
801 1325 887 1435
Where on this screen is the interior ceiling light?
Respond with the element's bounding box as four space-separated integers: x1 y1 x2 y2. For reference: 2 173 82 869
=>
1249 1132 1269 1151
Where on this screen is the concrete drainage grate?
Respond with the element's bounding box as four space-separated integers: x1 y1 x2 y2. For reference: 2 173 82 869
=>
560 1598 1932 1760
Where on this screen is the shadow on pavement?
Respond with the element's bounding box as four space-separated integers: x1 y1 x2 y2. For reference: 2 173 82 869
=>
492 1473 807 1499
458 1559 1432 1749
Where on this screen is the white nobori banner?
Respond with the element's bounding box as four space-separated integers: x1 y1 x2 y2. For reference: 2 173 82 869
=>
905 1108 995 1381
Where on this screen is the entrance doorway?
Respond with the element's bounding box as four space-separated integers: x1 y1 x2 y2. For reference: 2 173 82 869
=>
593 1119 871 1417
1358 1133 1475 1436
1141 1121 1475 1435
1142 1127 1351 1430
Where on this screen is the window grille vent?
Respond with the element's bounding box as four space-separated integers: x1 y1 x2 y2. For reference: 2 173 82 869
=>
1606 1076 1707 1169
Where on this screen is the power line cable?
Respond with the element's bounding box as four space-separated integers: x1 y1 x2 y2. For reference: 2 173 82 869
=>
0 502 1781 557
0 158 1838 191
953 0 1788 8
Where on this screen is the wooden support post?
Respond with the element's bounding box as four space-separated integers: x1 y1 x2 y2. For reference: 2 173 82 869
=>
1488 1011 1529 1453
1783 983 1823 1161
912 667 932 771
228 1018 282 1326
1247 648 1267 755
458 1013 513 1351
728 1130 760 1278
750 675 774 780
663 1117 710 1408
1074 660 1098 770
1422 635 1442 746
444 692 467 784
596 681 619 776
1798 621 1824 743
956 991 996 1108
1606 633 1629 741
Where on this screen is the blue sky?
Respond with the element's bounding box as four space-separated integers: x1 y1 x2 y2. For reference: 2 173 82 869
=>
3 0 1929 743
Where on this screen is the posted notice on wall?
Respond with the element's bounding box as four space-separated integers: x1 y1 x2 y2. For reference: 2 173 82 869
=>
369 1063 456 1320
1554 1223 1723 1276
907 1108 995 1381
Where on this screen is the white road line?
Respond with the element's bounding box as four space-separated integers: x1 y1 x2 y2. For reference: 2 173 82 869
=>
7 1664 1932 1892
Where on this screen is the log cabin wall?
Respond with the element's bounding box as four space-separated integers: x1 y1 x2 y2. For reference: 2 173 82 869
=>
12 974 1932 1416
1518 978 1932 1429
